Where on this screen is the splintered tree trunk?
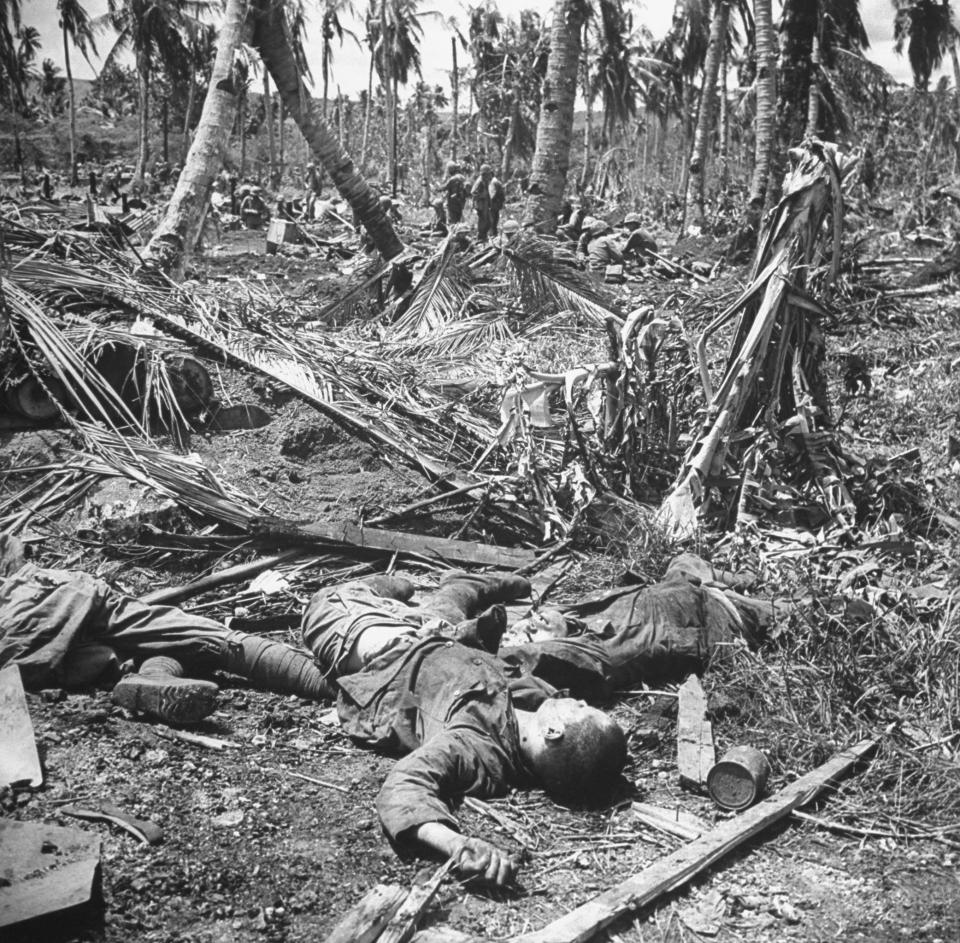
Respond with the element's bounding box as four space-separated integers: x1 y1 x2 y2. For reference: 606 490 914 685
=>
684 0 729 232
806 32 821 138
278 97 285 174
747 0 776 215
144 0 251 274
252 0 403 259
522 0 586 233
135 50 151 182
63 24 78 186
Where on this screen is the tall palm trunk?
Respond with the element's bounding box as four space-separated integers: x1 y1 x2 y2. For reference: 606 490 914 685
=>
264 69 276 184
501 89 519 179
522 0 586 233
181 75 197 164
360 55 373 169
251 0 403 259
718 41 729 188
684 0 729 232
144 0 251 274
951 43 960 94
578 22 592 191
63 23 79 186
805 32 821 137
135 49 151 182
238 93 247 175
451 36 459 161
747 0 776 215
278 97 285 175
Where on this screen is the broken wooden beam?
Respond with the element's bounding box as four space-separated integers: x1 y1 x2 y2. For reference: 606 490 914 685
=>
323 884 407 943
254 518 537 570
512 739 876 943
378 858 456 943
0 664 43 789
676 675 714 791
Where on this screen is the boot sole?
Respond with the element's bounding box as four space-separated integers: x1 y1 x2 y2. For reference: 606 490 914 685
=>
112 676 219 725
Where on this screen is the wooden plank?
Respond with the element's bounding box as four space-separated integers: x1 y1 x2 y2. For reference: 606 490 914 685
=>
512 739 876 943
322 884 406 943
378 858 455 943
631 802 708 842
264 519 537 570
0 664 42 789
677 675 714 791
0 819 101 928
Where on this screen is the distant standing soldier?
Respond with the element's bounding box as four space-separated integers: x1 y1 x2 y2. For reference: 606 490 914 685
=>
40 167 53 201
88 165 98 198
488 171 505 238
471 163 495 242
443 161 467 224
303 161 322 220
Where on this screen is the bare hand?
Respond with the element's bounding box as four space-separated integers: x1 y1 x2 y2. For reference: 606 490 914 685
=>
454 837 519 886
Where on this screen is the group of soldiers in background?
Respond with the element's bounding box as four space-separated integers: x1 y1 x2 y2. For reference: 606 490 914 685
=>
431 161 506 241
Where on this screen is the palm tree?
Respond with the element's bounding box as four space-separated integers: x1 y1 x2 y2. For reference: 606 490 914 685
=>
522 0 588 233
368 0 425 195
145 0 248 274
58 0 98 185
747 0 776 214
96 0 207 181
178 21 215 163
779 0 868 139
893 0 959 92
251 0 402 259
3 23 40 179
683 0 750 231
321 1 357 119
592 0 641 148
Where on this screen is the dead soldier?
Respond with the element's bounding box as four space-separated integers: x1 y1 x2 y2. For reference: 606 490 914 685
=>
0 535 333 723
300 557 764 885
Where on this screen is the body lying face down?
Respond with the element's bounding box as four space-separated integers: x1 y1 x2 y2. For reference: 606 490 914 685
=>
301 558 764 885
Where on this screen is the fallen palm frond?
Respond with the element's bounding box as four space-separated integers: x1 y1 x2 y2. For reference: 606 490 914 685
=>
500 233 624 328
661 141 858 534
389 235 475 338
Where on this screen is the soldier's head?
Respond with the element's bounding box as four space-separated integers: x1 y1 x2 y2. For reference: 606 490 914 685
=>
622 211 643 231
446 161 459 175
520 698 627 803
479 163 493 179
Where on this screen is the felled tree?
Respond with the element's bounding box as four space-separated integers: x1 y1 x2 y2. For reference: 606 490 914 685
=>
661 141 857 534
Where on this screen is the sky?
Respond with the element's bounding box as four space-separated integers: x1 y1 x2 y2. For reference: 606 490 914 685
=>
27 0 941 97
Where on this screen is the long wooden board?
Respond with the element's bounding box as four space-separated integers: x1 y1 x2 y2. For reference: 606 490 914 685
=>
261 519 537 570
0 664 42 789
512 739 876 943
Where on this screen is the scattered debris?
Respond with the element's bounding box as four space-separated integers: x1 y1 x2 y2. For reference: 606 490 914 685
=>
513 740 876 943
0 819 101 930
631 802 708 842
0 664 42 790
323 884 407 943
677 675 714 792
60 800 164 845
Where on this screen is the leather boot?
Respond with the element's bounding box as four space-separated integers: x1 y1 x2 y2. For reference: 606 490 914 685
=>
423 571 531 624
451 604 507 655
112 655 219 725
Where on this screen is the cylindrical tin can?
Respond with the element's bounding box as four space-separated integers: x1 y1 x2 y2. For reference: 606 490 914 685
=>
707 746 771 811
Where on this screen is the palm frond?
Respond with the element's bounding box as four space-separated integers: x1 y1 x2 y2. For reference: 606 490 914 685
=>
390 236 473 338
501 233 623 327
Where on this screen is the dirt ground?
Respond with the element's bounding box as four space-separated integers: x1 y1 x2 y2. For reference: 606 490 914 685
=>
3 221 960 943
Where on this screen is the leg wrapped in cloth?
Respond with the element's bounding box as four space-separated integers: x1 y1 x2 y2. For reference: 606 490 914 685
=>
221 630 336 700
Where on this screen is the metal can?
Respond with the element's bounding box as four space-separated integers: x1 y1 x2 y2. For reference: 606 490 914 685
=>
707 746 771 811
